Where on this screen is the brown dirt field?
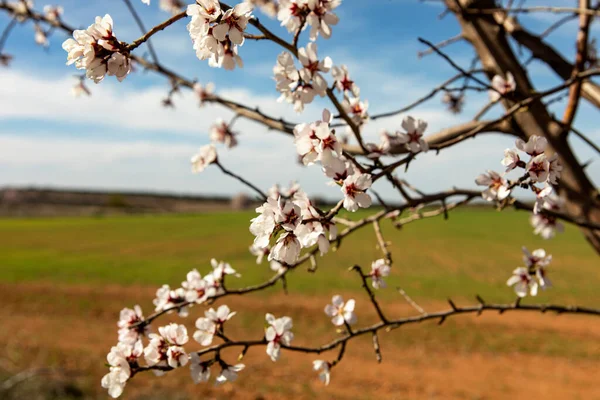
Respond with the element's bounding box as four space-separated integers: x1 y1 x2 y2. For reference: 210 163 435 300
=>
1 282 600 400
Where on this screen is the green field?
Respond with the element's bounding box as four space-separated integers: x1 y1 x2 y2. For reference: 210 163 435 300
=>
1 208 600 399
0 208 598 304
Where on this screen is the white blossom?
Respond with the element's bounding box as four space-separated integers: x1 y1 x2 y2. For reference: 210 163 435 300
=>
250 197 279 248
489 72 516 102
153 284 189 317
506 267 538 297
117 305 147 344
313 360 331 385
530 213 564 239
501 148 521 172
522 247 552 268
396 116 428 153
516 135 547 157
547 154 563 184
332 64 359 96
34 25 48 47
278 0 308 34
191 144 217 173
341 96 369 125
526 154 550 183
182 269 209 303
298 43 332 96
216 364 245 385
324 295 356 326
370 259 391 289
533 185 553 214
193 82 215 105
269 231 301 264
159 0 185 15
265 313 294 361
342 173 372 212
43 5 63 23
210 119 238 148
212 2 253 46
193 305 236 346
249 244 270 264
306 0 340 41
101 341 143 398
475 170 510 202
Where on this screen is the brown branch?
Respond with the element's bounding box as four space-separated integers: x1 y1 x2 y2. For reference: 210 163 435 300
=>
562 0 592 130
417 34 464 58
214 160 268 200
126 11 186 53
122 0 159 63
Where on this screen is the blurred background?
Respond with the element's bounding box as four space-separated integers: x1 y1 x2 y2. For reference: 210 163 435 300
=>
1 0 599 399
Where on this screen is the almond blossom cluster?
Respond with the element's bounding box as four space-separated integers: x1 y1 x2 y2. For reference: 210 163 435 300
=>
475 135 564 238
62 14 131 83
186 1 253 70
278 0 341 41
292 109 373 212
249 185 338 264
274 43 332 112
506 247 552 297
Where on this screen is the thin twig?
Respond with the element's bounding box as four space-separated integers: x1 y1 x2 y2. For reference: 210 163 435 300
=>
122 0 159 63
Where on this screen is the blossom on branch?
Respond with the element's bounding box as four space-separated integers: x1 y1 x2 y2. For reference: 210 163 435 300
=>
395 116 429 153
342 173 372 212
62 14 131 83
370 259 391 289
506 267 538 297
193 305 236 346
489 71 515 102
313 360 331 385
475 170 510 202
43 5 63 22
153 284 189 316
191 144 217 173
216 364 245 385
101 341 143 398
265 313 294 361
118 305 148 345
210 119 238 148
324 295 356 326
193 82 215 105
331 64 359 96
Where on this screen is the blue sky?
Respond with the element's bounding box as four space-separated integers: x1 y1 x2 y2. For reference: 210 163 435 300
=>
0 0 598 201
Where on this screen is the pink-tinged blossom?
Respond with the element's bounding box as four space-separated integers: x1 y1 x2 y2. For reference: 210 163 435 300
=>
101 341 143 398
526 154 550 183
313 360 331 385
193 305 236 346
342 173 372 212
530 213 564 239
324 295 356 326
341 96 369 125
210 119 238 148
515 135 547 157
533 185 553 214
396 116 428 153
181 269 209 303
43 5 63 22
62 14 131 83
489 72 516 102
34 25 48 47
298 43 332 96
522 247 552 268
212 2 252 46
117 305 148 344
442 92 464 114
153 285 189 317
191 144 217 173
306 0 340 41
506 267 538 297
265 313 294 362
475 170 510 201
370 259 391 289
216 364 245 385
332 65 359 96
193 82 215 105
501 148 521 172
249 244 270 264
159 0 185 15
269 231 302 264
250 197 279 248
323 155 354 182
278 0 309 34
547 154 563 184
144 324 189 370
